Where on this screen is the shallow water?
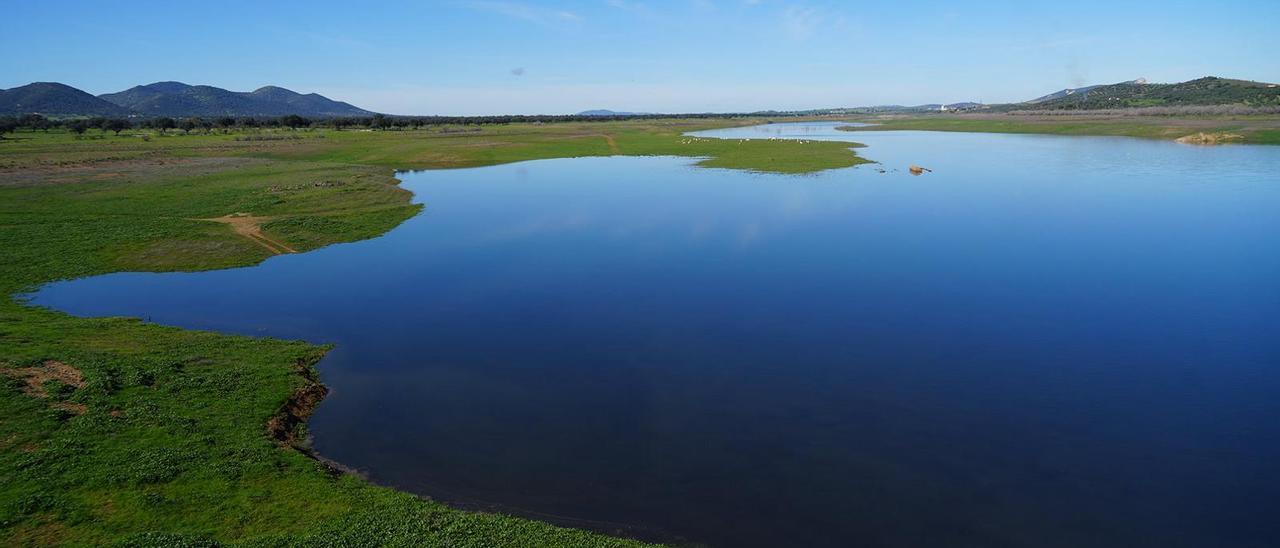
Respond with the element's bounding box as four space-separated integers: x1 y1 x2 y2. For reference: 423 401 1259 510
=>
32 123 1280 547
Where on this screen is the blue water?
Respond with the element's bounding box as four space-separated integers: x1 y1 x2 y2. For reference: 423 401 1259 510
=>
31 123 1280 547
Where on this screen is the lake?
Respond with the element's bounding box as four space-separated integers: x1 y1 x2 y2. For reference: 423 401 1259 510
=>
31 122 1280 547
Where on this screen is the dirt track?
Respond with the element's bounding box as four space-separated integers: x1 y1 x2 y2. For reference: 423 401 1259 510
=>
204 214 297 254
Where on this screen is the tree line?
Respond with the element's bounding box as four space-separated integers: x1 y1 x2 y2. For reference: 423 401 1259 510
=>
1 111 773 138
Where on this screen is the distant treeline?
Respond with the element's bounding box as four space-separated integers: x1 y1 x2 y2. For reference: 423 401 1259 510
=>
0 111 793 137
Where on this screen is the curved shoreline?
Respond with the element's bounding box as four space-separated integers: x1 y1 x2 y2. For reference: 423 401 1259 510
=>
2 120 871 546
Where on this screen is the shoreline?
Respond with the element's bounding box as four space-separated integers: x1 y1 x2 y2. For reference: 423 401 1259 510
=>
831 112 1280 144
3 119 865 546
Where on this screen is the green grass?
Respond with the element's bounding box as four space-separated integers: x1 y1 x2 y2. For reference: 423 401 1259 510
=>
837 114 1280 144
0 120 865 546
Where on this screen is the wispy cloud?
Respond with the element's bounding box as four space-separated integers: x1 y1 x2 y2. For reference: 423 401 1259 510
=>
779 4 847 41
464 1 583 24
781 6 820 40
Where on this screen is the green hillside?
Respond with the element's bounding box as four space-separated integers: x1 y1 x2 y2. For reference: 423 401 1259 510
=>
0 83 130 117
1023 76 1280 110
99 82 374 118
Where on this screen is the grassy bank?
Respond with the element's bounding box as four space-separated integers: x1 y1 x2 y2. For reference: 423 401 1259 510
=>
837 114 1280 144
0 120 866 546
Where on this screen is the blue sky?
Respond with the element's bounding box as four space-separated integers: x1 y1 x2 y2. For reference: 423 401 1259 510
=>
3 0 1277 115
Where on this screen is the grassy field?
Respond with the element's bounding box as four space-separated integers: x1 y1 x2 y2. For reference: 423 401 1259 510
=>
838 113 1280 144
0 120 867 546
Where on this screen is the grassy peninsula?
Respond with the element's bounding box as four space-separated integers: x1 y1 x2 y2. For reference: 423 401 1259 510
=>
0 120 866 546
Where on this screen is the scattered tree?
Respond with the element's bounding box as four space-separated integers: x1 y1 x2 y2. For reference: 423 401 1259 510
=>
103 118 132 136
66 119 90 135
152 117 177 134
18 114 50 132
280 114 308 130
0 116 17 139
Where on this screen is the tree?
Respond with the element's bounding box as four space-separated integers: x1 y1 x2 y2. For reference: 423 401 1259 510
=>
0 116 16 139
104 118 132 136
152 117 177 134
66 119 90 135
180 118 199 134
280 114 308 130
18 114 49 132
215 117 236 132
371 113 391 130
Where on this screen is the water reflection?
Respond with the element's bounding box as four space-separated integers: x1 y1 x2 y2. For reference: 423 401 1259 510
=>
32 125 1280 547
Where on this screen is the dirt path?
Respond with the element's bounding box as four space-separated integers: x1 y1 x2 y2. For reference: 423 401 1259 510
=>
203 214 297 254
599 133 620 154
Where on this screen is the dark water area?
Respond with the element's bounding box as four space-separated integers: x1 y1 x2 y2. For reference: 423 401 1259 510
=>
31 123 1280 547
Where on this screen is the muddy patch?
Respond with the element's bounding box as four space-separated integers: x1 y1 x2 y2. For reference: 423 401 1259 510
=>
266 358 329 447
2 360 85 397
1175 132 1245 145
2 360 89 415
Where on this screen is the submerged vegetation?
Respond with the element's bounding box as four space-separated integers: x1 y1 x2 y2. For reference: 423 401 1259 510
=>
0 120 866 545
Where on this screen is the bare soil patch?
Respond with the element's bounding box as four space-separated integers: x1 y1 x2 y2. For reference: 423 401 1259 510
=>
599 133 621 153
1175 132 1245 145
203 214 298 254
2 360 85 397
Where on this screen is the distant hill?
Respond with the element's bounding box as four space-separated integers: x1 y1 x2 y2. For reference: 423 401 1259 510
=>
1021 77 1280 110
99 82 373 117
0 82 131 117
577 109 651 116
1023 80 1145 104
754 102 987 116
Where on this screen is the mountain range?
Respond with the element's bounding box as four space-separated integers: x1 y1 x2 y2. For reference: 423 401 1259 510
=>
0 81 373 118
3 76 1278 118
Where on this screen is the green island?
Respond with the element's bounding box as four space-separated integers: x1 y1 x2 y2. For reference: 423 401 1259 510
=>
0 120 869 546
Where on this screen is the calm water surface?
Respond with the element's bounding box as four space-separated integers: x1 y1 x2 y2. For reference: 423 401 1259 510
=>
33 123 1280 547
